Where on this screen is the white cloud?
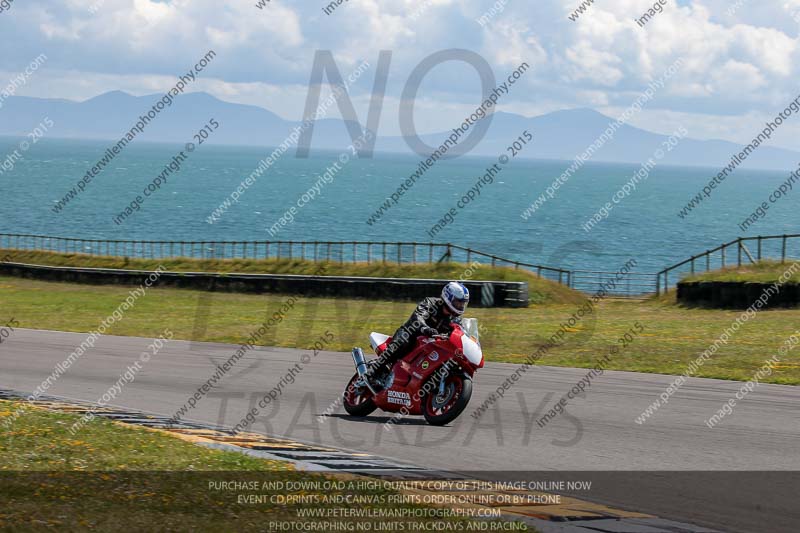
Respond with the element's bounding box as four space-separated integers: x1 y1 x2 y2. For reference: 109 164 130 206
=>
709 60 767 95
0 0 799 147
482 21 548 71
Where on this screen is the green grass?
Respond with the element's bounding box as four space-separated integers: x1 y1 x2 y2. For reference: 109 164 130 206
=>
0 401 291 472
2 276 799 384
0 400 529 531
682 260 800 283
0 249 584 305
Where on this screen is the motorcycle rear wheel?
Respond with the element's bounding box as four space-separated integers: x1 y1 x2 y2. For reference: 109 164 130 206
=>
342 373 377 417
422 374 472 426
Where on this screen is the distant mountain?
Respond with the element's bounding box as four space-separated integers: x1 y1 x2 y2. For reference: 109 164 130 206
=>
0 91 366 151
1 91 798 172
376 109 800 172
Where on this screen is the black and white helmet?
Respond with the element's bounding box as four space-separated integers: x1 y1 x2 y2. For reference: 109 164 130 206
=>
442 282 469 315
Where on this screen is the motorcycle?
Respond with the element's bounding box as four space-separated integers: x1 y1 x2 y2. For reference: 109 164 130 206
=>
342 318 484 426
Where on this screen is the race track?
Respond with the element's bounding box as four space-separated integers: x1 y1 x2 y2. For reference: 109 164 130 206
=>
2 328 799 532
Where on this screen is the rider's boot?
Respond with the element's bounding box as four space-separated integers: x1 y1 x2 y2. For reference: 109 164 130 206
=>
364 360 392 393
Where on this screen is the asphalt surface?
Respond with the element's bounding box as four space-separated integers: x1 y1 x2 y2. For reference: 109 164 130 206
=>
2 328 799 532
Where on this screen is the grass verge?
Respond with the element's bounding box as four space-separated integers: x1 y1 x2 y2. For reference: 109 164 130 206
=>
682 260 800 283
0 249 583 305
0 400 529 531
2 276 799 384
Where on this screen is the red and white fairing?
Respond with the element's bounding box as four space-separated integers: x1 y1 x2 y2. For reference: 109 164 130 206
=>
363 319 483 416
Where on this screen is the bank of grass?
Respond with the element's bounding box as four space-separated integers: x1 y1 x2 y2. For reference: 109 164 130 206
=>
682 260 800 283
0 400 528 531
2 276 799 384
0 249 583 305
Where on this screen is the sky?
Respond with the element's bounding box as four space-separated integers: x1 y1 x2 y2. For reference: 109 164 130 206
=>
1 0 799 150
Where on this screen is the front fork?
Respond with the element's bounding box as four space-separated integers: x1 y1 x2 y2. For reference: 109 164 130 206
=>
438 365 450 397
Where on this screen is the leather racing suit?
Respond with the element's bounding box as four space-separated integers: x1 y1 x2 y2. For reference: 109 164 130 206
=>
379 297 461 370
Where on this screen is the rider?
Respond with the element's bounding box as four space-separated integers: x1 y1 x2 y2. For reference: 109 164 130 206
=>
366 282 470 389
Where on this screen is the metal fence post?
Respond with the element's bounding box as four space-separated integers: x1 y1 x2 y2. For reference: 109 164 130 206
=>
782 234 787 263
737 239 742 266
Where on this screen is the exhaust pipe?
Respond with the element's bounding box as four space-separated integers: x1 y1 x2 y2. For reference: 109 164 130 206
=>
351 347 369 376
352 347 379 395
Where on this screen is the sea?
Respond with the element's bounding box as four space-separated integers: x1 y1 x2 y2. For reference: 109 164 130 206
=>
1 136 797 275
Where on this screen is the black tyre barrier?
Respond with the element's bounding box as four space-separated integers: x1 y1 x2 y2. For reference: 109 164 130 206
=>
677 281 800 309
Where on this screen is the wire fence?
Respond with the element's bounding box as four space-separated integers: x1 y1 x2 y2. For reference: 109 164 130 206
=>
570 270 659 298
657 234 800 294
0 233 574 285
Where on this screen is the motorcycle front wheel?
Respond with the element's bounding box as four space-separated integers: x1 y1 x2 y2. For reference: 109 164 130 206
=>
422 373 472 426
342 373 377 417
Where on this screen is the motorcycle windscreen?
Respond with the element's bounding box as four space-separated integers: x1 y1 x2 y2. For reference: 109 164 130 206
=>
461 317 480 343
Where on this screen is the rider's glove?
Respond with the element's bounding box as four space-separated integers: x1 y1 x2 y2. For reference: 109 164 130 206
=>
420 326 437 337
